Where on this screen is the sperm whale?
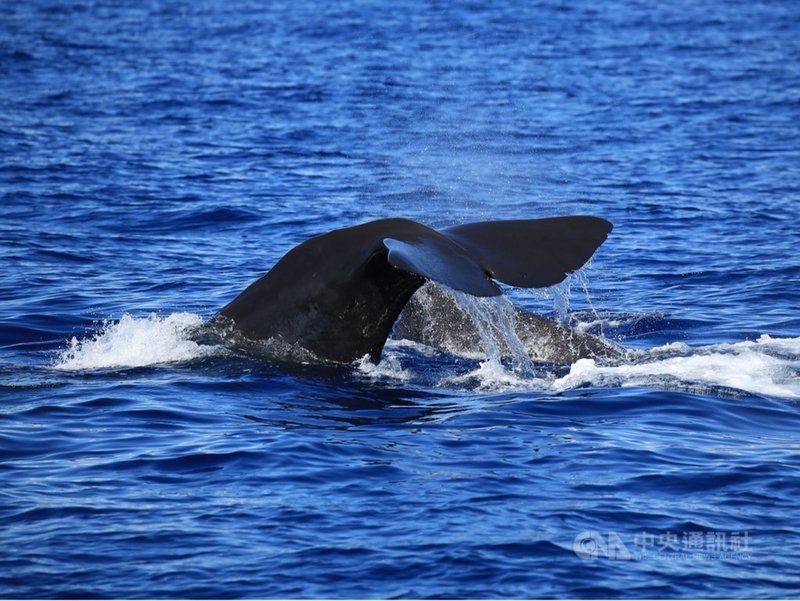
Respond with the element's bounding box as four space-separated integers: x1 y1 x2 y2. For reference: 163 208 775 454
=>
212 216 613 365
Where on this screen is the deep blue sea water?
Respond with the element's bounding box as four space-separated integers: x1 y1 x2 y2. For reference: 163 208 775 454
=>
2 0 800 598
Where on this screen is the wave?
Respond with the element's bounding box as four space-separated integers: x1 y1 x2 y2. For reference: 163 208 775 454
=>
554 335 800 400
372 331 800 400
54 313 224 371
54 312 799 401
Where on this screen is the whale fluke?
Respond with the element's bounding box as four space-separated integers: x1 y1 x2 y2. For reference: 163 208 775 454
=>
444 216 613 288
214 216 612 364
383 234 500 297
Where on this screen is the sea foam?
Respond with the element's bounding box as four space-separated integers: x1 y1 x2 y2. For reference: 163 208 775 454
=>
555 335 800 399
53 312 800 401
55 312 222 371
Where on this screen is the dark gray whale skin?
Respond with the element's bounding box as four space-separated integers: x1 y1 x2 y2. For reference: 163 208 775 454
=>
212 216 612 365
394 283 620 364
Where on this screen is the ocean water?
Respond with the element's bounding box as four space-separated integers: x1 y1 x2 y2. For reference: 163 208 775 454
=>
2 0 800 598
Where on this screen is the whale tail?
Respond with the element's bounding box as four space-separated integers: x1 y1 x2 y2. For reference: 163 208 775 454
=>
215 216 612 364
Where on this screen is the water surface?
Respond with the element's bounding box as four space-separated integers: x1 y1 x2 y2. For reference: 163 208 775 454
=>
2 0 800 598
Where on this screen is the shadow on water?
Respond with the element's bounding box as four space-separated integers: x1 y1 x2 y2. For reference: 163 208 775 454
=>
210 354 470 430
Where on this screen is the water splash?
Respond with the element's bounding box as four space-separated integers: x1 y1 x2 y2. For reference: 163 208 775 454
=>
55 313 223 371
553 335 800 400
395 292 800 398
51 310 800 401
355 351 413 382
447 289 536 377
530 269 601 329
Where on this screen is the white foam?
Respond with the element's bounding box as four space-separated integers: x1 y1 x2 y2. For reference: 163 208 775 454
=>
52 310 800 401
444 358 545 392
55 312 223 371
415 332 799 399
355 351 412 382
553 335 800 400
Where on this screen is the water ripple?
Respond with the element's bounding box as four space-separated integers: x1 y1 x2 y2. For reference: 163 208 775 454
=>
2 0 800 597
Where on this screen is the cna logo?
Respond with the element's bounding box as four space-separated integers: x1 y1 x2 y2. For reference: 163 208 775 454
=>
573 529 753 562
573 531 632 560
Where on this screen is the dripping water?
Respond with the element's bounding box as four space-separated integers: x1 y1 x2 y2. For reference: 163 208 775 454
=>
446 288 536 378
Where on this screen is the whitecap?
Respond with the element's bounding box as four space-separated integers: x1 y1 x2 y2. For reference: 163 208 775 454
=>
54 312 223 371
552 335 800 400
